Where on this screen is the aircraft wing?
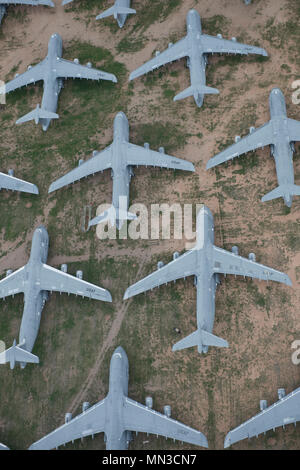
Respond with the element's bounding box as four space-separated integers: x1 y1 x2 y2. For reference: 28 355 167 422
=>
287 118 300 142
48 146 112 193
213 246 292 285
1 61 46 94
225 387 300 448
1 1 54 5
125 143 195 172
123 398 208 448
54 58 117 83
0 267 26 299
201 34 268 56
39 264 112 302
206 122 274 169
0 172 38 194
124 251 197 299
29 399 107 450
129 37 189 80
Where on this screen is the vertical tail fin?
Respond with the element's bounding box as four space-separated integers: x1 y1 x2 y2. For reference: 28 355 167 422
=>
89 206 137 229
96 4 136 27
16 104 59 126
0 340 39 370
172 329 228 354
262 184 300 207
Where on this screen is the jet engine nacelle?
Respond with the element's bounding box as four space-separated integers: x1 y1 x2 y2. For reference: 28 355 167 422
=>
231 37 237 42
164 405 171 418
232 246 239 255
168 42 173 48
6 269 13 277
144 142 150 149
173 252 179 260
270 144 275 156
217 34 223 39
260 399 267 411
155 51 160 57
159 147 165 154
249 126 255 134
235 136 241 143
82 402 90 412
86 62 92 68
78 159 84 166
65 413 72 423
42 291 49 302
248 253 256 262
76 270 83 280
278 388 286 400
61 264 68 273
157 261 164 270
28 65 32 70
74 58 79 64
290 142 295 152
145 396 153 409
8 169 14 177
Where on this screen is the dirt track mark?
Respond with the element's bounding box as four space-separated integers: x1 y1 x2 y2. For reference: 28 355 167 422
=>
68 257 147 414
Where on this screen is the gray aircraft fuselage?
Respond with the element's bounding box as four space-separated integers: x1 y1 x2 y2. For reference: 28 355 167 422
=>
185 10 207 107
17 226 49 365
192 206 219 353
268 88 295 206
105 346 132 449
39 33 63 131
110 112 132 217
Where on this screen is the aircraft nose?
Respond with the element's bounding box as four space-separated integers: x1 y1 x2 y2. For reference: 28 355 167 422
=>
113 346 126 357
115 111 126 120
270 87 283 97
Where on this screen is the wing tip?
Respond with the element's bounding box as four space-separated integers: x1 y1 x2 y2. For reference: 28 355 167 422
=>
224 432 232 448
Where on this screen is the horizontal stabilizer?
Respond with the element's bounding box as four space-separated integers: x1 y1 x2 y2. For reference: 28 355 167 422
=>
0 340 39 370
89 206 137 228
172 329 228 353
96 6 136 20
174 85 219 102
262 184 300 206
16 104 59 125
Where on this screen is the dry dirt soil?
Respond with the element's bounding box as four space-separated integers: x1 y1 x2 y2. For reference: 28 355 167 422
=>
0 0 299 451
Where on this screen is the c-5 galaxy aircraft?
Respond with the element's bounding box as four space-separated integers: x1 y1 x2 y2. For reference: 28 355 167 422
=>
0 443 9 450
0 225 112 370
124 206 291 354
207 88 300 208
225 385 300 448
129 9 267 107
29 346 208 450
96 0 136 28
49 111 195 229
0 169 38 195
0 0 54 25
0 33 117 131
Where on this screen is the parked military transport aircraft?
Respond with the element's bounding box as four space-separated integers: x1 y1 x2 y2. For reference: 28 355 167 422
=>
207 88 300 207
96 0 136 28
225 385 300 447
0 0 54 25
0 443 9 450
48 111 195 229
0 170 38 195
0 33 117 131
29 346 208 450
129 9 267 107
0 225 112 370
124 206 291 354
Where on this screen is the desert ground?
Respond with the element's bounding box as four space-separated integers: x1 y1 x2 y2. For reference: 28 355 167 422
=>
0 0 299 450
